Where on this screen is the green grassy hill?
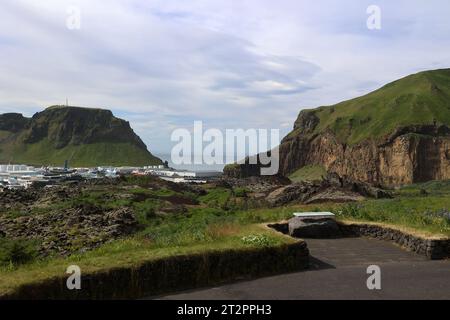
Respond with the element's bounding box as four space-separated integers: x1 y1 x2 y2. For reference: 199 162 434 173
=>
1 140 160 167
291 68 450 144
0 106 162 167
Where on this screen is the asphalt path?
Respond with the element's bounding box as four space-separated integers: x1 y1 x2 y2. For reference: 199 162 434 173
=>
157 237 450 300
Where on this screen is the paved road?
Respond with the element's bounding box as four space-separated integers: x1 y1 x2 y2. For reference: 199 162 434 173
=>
158 238 450 300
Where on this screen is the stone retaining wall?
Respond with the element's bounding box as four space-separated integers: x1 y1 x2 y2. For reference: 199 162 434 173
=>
1 241 309 300
268 221 450 260
337 222 450 260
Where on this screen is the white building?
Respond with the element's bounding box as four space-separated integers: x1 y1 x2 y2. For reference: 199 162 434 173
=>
146 168 222 183
144 165 165 169
0 164 35 173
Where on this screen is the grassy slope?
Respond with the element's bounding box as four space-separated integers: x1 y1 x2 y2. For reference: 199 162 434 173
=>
0 224 294 295
0 139 161 167
300 69 450 144
288 165 326 182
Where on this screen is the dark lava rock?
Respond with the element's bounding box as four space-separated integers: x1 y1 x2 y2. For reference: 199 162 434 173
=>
266 184 313 206
303 187 364 204
221 175 291 193
264 172 391 207
266 182 363 206
0 205 140 257
288 216 342 238
0 188 39 206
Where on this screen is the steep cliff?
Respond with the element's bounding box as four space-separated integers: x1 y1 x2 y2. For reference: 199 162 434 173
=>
0 106 162 167
279 124 450 186
226 69 450 186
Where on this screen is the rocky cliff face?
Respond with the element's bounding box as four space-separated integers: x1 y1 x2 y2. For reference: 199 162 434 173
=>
22 106 147 149
0 113 30 133
279 116 450 186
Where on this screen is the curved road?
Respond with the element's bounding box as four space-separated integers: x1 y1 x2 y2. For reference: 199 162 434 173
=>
157 238 450 300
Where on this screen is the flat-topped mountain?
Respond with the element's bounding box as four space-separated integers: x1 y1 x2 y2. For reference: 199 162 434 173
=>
226 69 450 186
0 105 162 167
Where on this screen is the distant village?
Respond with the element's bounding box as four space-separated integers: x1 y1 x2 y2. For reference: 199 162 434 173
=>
0 162 222 191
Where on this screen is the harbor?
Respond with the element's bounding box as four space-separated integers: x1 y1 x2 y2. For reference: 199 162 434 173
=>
0 163 222 190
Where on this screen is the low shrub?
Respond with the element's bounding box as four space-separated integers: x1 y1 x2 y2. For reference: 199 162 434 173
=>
241 234 276 247
233 187 248 198
0 238 39 267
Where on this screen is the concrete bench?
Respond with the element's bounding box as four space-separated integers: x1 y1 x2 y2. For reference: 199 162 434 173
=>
293 212 335 219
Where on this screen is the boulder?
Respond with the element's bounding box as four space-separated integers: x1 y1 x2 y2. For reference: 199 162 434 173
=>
266 182 366 206
288 216 342 238
266 183 317 206
303 187 365 204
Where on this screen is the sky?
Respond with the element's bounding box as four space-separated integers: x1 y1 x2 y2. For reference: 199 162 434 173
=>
1 0 449 154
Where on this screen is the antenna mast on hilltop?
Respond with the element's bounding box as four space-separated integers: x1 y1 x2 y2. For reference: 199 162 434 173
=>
66 98 69 106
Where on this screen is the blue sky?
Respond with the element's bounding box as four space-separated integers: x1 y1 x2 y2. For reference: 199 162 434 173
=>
1 0 449 154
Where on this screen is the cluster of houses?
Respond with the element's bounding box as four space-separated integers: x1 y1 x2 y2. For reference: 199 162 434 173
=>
116 165 222 183
0 163 222 190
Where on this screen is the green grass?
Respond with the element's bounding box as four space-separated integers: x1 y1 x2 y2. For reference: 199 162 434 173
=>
236 196 450 237
233 187 249 197
199 187 232 208
0 130 12 140
288 165 326 182
0 222 294 296
151 188 177 197
0 139 161 167
395 179 450 197
293 69 450 145
68 189 132 209
335 198 450 236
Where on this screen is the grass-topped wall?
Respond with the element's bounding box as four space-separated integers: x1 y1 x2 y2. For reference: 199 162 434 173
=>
2 241 309 300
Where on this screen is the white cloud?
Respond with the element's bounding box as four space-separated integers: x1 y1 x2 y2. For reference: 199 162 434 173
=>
0 0 449 153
